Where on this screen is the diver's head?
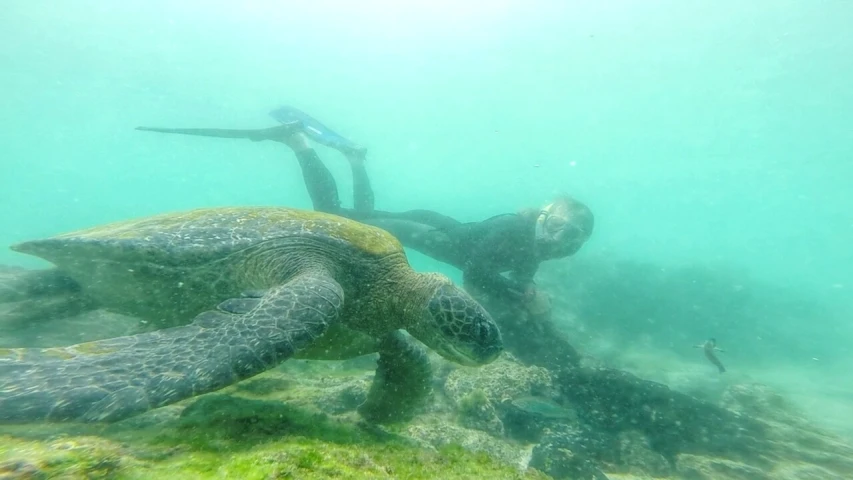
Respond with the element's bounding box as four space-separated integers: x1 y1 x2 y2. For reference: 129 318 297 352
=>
533 195 594 259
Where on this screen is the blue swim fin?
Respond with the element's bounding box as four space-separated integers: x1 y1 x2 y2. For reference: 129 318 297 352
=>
269 106 366 157
136 122 303 142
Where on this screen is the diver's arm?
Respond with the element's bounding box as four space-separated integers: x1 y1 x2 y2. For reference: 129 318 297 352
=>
461 216 536 304
509 261 541 301
462 265 528 303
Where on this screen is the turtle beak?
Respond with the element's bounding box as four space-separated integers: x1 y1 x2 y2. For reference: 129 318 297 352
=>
436 337 502 366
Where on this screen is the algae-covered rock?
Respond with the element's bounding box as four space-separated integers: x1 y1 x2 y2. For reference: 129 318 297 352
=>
529 426 674 479
228 362 374 417
319 379 372 415
0 394 549 480
557 366 768 461
264 371 371 416
721 383 820 428
717 383 853 475
443 353 553 437
499 394 578 443
0 459 47 480
676 453 846 480
675 454 771 480
456 389 505 436
445 353 553 405
109 404 186 431
615 430 672 478
556 380 853 480
529 424 613 479
403 416 534 470
0 435 128 480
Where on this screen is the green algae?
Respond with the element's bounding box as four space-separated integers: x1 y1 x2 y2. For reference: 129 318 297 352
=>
0 435 127 480
128 441 548 480
234 376 294 396
73 341 119 356
56 206 403 257
458 389 490 415
0 392 549 480
0 345 545 479
41 347 76 360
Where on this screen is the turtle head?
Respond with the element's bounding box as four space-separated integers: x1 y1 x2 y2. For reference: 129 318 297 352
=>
406 279 503 367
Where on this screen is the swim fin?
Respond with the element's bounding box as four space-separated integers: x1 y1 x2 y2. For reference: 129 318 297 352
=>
135 121 303 142
269 106 366 157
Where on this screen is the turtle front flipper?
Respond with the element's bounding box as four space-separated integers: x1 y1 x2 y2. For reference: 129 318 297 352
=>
0 272 344 424
357 330 432 424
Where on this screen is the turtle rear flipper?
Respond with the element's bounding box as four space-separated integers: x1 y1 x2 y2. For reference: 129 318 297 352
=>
0 266 81 303
0 294 96 335
0 271 344 424
357 330 432 424
0 266 93 330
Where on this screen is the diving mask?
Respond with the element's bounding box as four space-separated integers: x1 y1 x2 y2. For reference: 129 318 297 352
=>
534 202 589 255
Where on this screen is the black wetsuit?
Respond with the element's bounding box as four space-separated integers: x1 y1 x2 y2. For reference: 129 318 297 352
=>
294 149 539 307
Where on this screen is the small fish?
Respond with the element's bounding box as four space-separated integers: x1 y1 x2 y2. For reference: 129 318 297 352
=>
510 395 576 419
694 338 726 373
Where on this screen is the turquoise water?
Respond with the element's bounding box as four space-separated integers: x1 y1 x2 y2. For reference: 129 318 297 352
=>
2 0 852 434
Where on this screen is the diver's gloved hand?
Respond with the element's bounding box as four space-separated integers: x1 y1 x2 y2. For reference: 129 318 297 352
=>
523 286 552 320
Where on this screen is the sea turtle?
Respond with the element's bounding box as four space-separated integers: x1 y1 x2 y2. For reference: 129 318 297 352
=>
0 206 503 424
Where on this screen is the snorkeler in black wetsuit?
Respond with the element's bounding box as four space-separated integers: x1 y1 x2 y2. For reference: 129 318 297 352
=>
279 131 594 318
137 116 593 318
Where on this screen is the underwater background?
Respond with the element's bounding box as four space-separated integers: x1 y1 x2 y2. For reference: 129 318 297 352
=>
1 0 852 475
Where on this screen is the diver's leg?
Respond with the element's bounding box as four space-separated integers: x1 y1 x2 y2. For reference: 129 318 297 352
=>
376 209 462 231
295 150 343 214
283 134 343 214
349 195 462 231
345 152 375 214
269 106 367 159
360 217 462 266
270 107 375 213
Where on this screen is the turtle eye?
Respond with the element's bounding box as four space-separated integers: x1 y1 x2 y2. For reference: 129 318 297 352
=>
476 321 492 343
